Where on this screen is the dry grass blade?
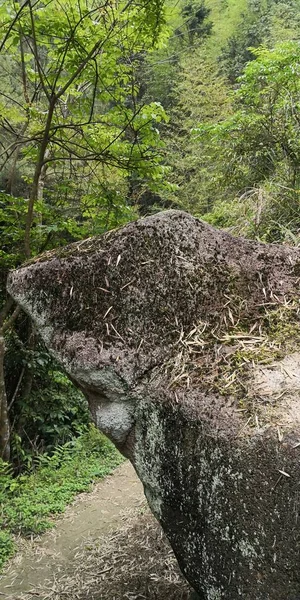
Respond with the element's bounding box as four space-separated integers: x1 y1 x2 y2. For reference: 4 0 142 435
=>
11 510 191 600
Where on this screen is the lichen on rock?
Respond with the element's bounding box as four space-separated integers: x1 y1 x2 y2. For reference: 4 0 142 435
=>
7 210 300 599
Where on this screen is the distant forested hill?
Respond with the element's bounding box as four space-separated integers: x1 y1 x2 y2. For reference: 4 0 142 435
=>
142 0 300 243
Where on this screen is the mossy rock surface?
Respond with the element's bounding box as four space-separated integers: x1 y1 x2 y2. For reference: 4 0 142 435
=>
8 210 300 599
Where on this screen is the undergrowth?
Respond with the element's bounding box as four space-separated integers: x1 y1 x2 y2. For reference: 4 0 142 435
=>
0 425 124 571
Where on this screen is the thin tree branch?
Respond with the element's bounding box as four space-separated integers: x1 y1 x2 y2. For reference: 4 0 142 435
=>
8 367 25 412
28 0 51 101
24 96 56 257
0 0 31 52
0 297 14 329
3 306 21 334
0 91 24 110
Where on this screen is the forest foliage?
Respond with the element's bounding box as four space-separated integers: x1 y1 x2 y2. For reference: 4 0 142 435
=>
0 426 123 570
159 0 300 240
0 0 300 573
0 0 169 466
0 0 300 478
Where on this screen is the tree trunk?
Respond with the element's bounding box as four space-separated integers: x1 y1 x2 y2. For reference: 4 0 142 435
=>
0 332 10 462
0 299 21 461
24 98 55 259
20 322 35 407
5 121 29 195
37 148 49 203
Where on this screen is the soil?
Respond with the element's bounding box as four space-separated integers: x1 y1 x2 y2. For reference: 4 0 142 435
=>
0 461 191 600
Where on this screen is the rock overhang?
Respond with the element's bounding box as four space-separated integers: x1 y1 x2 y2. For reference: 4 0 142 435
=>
7 209 300 446
7 210 299 374
6 209 300 599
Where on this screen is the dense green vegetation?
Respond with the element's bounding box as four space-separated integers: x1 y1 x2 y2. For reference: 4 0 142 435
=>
0 426 123 569
0 0 300 571
0 0 169 465
157 0 300 240
152 0 300 242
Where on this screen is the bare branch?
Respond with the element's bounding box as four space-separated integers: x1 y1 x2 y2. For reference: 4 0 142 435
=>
0 0 30 52
0 297 14 329
28 0 51 101
3 306 21 334
19 29 30 105
0 91 24 110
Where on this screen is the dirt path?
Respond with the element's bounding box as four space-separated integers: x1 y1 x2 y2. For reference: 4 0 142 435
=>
0 461 191 600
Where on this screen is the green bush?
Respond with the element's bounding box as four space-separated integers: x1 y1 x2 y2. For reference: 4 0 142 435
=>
0 531 15 571
0 426 124 571
4 331 91 468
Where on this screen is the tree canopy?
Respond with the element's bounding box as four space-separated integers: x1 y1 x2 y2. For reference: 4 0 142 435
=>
0 0 169 462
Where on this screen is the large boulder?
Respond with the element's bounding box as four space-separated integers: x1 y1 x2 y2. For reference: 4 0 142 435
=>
7 210 300 599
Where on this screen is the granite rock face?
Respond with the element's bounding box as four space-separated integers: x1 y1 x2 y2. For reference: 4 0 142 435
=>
7 210 300 599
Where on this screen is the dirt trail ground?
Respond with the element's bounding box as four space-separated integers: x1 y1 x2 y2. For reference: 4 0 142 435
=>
0 462 191 600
